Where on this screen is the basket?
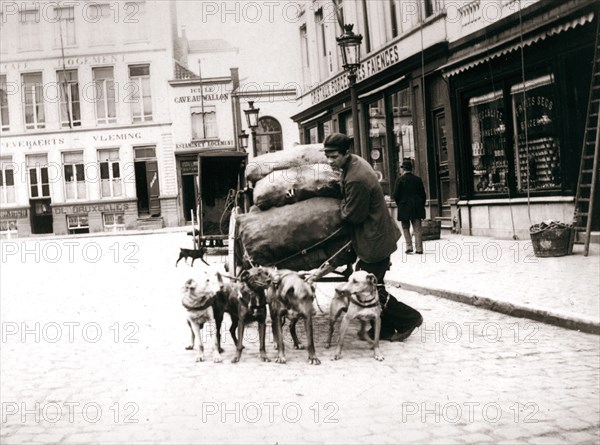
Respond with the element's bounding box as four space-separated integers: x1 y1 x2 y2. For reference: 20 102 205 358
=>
529 224 572 258
422 219 441 241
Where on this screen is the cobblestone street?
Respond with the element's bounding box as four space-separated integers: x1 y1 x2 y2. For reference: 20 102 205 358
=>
1 232 599 444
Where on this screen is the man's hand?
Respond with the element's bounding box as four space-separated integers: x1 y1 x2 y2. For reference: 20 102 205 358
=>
301 262 335 284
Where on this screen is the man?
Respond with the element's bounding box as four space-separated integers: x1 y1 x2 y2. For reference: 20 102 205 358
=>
320 133 423 342
393 160 427 254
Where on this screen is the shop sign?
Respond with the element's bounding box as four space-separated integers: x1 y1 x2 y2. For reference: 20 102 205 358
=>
0 209 28 219
175 140 234 150
1 137 65 150
92 132 143 142
55 54 125 67
174 93 229 103
53 203 130 215
181 160 198 174
310 42 401 105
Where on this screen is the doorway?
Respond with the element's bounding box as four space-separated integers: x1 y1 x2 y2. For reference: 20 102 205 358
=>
30 198 53 234
433 110 451 217
134 146 160 217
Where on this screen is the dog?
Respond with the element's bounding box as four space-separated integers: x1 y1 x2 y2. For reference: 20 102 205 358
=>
266 269 321 365
176 246 209 267
181 273 222 363
219 266 273 363
325 270 384 361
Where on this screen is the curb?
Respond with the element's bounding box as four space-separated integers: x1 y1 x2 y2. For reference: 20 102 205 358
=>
386 279 600 336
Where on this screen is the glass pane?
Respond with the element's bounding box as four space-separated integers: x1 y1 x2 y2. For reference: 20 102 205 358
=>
64 165 74 182
76 163 85 180
100 162 109 179
101 180 111 197
368 98 389 186
29 168 37 185
512 76 561 192
392 88 414 163
129 65 149 77
113 179 122 196
469 91 509 193
112 163 120 178
5 169 13 186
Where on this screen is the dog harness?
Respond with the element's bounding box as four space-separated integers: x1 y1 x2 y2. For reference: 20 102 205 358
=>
348 292 380 309
182 296 214 311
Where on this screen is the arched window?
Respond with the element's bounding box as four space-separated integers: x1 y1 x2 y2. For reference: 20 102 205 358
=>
255 116 283 156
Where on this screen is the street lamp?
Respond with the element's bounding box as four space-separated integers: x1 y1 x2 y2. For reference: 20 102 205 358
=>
238 130 249 152
244 100 260 157
337 23 363 156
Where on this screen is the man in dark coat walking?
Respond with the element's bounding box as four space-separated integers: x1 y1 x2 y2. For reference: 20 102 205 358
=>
393 160 427 254
318 133 423 342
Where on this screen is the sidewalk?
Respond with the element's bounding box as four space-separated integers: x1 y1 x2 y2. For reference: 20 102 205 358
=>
386 233 600 335
5 227 598 334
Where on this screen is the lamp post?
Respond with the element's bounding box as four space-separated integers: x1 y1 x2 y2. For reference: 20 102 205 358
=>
244 101 260 157
238 130 249 152
337 24 363 157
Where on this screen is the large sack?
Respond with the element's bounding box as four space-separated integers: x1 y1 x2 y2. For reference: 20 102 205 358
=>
253 163 342 210
275 236 356 271
246 144 327 183
237 197 353 269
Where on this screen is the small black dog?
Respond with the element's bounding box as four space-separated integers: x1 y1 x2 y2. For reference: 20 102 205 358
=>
175 247 209 267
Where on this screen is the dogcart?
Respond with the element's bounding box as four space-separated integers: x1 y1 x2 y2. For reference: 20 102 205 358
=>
225 144 356 283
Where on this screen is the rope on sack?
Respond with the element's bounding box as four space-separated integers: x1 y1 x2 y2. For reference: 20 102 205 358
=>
268 226 346 267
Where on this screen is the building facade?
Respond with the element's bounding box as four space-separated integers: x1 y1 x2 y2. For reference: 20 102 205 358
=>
292 0 599 239
0 1 300 238
0 1 178 237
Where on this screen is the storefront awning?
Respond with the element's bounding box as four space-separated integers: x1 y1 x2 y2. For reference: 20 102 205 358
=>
442 12 595 78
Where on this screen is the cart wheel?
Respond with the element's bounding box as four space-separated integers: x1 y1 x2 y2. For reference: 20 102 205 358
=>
227 207 240 275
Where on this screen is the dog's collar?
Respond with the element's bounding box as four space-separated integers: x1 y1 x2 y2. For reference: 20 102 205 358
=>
348 292 380 308
182 296 214 311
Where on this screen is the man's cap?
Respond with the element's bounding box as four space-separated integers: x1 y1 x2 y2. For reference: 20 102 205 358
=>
321 133 351 152
400 160 413 170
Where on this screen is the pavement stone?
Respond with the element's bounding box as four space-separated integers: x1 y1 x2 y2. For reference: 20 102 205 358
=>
1 232 598 444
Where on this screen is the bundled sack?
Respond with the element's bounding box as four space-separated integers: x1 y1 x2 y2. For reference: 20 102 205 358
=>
237 197 354 269
253 163 342 210
246 144 327 183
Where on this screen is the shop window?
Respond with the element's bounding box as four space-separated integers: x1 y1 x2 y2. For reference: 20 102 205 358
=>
255 116 283 156
468 91 509 193
511 75 561 192
63 151 87 200
191 105 217 140
128 64 152 123
0 158 16 204
57 69 81 128
308 126 319 144
98 149 122 197
103 212 126 232
67 214 89 234
53 6 76 48
22 73 45 130
0 219 17 239
93 67 117 124
367 98 390 187
392 88 415 163
1 75 9 131
27 154 50 198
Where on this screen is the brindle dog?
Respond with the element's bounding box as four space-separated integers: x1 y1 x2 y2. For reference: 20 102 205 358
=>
227 266 273 363
267 269 321 365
